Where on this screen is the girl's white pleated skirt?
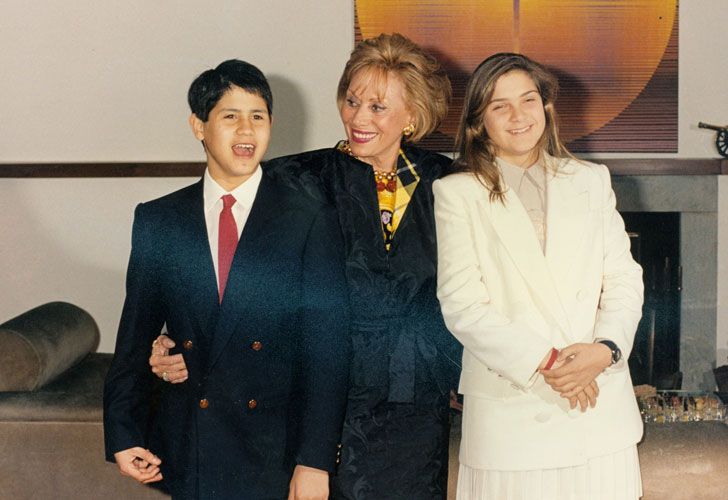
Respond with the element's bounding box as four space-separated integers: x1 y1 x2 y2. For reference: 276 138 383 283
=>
456 445 642 500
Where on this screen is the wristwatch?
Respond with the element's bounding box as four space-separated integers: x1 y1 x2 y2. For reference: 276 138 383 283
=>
598 339 622 365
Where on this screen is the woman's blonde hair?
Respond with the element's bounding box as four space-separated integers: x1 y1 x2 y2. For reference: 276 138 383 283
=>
454 52 571 202
337 33 451 143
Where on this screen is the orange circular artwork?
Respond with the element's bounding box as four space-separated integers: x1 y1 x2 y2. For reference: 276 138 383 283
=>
356 0 677 142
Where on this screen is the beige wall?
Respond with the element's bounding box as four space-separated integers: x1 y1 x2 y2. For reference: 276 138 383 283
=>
0 0 354 352
1 1 727 355
0 0 354 162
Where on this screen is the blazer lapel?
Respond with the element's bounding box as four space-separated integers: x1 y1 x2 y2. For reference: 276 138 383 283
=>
545 163 590 326
206 173 281 371
336 154 388 255
481 187 572 338
172 180 220 339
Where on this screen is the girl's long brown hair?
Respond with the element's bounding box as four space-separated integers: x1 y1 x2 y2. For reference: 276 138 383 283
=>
453 53 571 203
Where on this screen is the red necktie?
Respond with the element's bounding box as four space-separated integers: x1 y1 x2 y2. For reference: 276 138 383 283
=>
218 194 238 302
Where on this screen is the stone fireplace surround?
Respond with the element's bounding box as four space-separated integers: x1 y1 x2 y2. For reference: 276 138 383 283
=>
614 173 716 390
606 158 726 391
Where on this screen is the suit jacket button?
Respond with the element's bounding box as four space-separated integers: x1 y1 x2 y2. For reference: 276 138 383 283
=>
199 398 209 409
247 399 258 409
251 341 263 351
183 340 193 350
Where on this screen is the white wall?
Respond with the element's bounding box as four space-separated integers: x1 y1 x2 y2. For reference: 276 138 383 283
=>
1 1 727 353
0 0 354 162
678 1 728 159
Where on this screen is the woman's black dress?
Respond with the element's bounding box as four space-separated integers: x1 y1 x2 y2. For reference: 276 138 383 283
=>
266 145 461 499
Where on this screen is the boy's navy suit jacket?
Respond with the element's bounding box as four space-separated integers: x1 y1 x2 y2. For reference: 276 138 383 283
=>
104 170 350 499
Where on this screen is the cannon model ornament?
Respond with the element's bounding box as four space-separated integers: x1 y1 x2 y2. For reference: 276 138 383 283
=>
698 122 728 158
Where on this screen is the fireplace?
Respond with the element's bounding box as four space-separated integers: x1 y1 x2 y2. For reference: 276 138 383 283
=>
623 212 681 388
612 172 719 391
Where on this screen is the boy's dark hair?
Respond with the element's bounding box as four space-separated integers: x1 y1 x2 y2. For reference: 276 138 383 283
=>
187 59 273 121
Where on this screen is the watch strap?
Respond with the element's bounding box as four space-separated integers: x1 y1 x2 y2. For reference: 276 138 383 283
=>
597 339 622 365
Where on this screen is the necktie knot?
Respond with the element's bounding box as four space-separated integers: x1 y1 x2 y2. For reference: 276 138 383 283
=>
222 194 236 209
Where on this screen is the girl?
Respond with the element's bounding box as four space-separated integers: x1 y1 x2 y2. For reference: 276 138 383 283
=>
434 52 644 499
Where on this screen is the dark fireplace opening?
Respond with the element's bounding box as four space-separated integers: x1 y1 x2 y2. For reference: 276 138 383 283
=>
623 212 681 388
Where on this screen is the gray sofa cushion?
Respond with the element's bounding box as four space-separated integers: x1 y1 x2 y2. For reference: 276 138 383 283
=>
0 302 99 392
0 353 111 421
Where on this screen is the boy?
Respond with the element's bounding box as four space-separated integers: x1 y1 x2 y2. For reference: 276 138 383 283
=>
104 60 349 499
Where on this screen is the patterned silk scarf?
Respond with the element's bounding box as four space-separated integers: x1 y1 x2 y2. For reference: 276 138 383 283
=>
387 149 419 250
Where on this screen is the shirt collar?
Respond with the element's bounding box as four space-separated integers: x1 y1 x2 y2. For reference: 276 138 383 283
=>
203 166 262 213
497 157 546 192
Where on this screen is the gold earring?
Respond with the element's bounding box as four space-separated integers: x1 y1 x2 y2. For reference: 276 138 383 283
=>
402 123 415 137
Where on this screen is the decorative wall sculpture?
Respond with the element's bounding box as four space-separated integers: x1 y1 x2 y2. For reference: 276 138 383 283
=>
355 0 678 153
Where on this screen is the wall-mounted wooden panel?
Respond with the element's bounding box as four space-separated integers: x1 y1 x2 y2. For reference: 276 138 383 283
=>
1 159 725 178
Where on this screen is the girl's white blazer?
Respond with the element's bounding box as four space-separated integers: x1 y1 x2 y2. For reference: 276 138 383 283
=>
434 158 644 471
